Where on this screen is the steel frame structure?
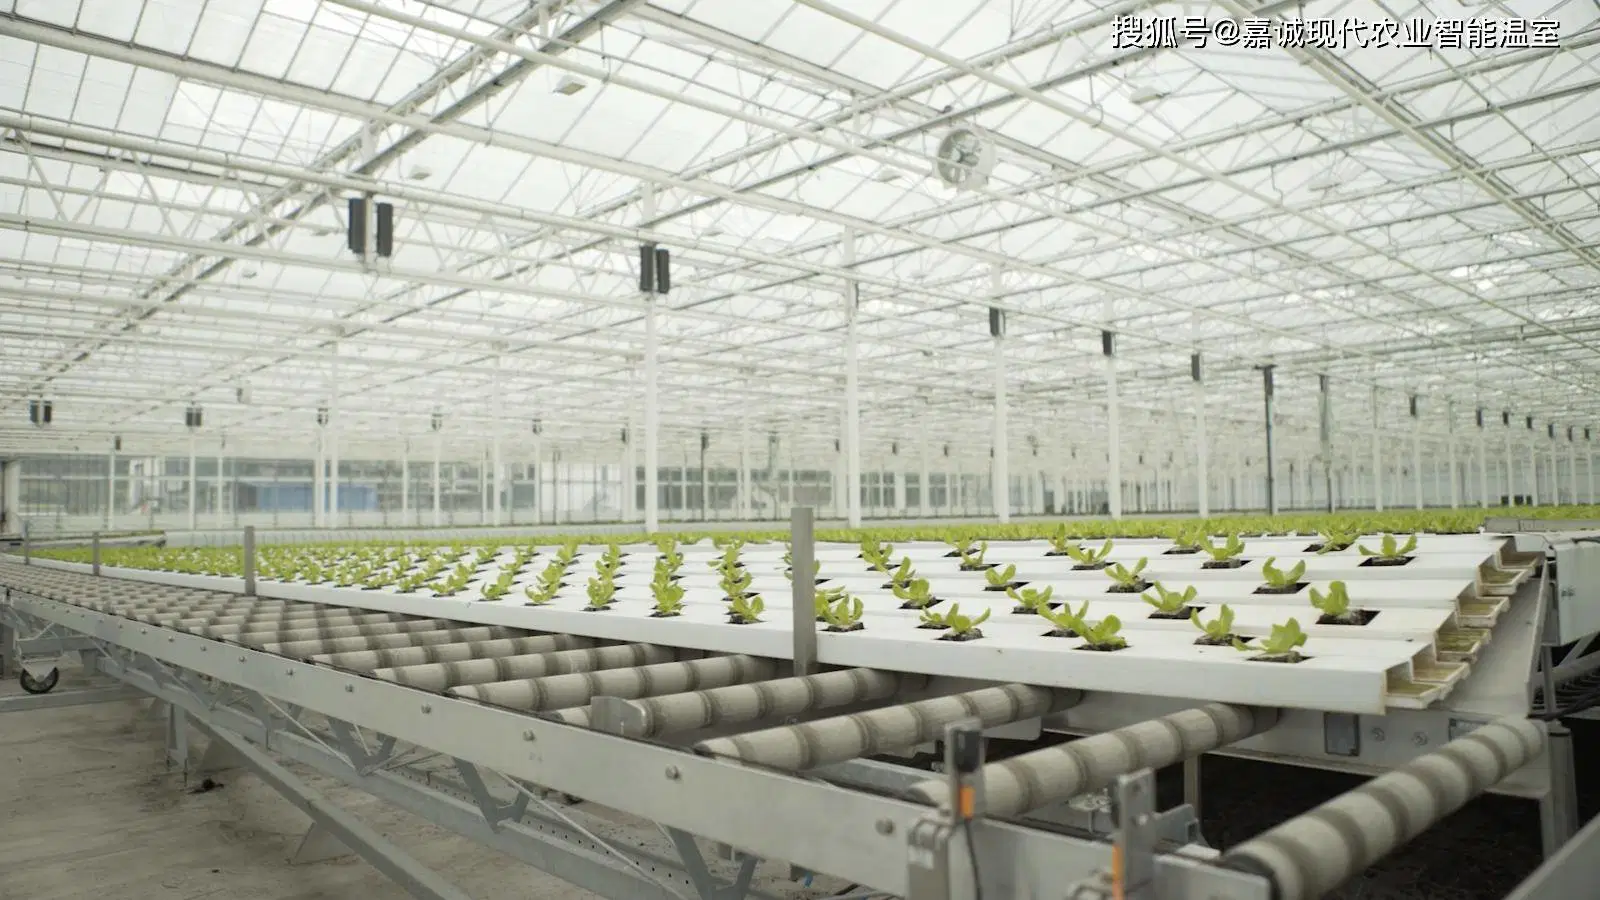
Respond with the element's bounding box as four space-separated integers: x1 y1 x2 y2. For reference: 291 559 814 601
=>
3 0 1600 472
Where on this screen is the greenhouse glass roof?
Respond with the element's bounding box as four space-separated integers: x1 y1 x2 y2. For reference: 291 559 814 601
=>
1 0 1598 456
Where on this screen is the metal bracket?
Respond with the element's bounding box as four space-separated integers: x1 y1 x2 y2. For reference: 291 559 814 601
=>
663 828 757 900
328 718 398 774
1111 770 1158 900
453 759 530 831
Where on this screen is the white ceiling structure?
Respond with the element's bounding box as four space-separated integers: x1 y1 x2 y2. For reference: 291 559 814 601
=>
2 0 1600 460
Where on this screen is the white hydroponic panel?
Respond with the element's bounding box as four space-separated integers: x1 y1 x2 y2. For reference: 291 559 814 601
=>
14 534 1536 715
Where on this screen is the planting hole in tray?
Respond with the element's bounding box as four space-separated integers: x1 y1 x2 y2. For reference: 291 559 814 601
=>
1070 562 1109 571
917 622 946 630
724 591 759 601
960 563 997 572
1042 628 1081 639
726 617 759 626
1201 559 1249 570
584 606 613 613
1250 653 1313 664
1253 582 1309 595
901 598 947 610
648 611 681 619
939 631 985 642
983 581 1026 593
1195 634 1247 647
1148 605 1203 620
1359 556 1414 567
1162 547 1201 555
1304 542 1352 553
826 622 866 633
1317 609 1380 626
1077 644 1129 653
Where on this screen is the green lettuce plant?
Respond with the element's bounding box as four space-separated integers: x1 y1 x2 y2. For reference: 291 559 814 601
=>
918 606 951 629
1314 530 1358 554
1358 533 1417 563
1200 535 1246 567
1259 557 1307 593
1251 618 1308 662
942 606 992 640
1064 538 1114 568
1142 582 1197 617
815 585 848 621
1190 604 1245 646
1078 614 1127 651
821 594 865 632
894 577 938 609
1104 558 1149 592
953 539 989 570
585 576 617 610
1006 584 1054 614
983 563 1018 589
1040 600 1090 637
1309 580 1367 625
728 593 765 624
886 557 915 588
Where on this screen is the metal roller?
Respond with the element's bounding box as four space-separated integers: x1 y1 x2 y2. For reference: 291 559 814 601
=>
313 634 597 672
546 667 923 734
453 654 779 711
266 625 526 658
374 643 685 692
693 683 1079 771
910 703 1279 816
232 617 456 647
1219 717 1545 900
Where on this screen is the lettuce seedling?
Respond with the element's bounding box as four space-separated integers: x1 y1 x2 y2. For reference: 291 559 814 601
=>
1047 525 1082 555
1203 531 1248 560
585 577 616 610
1191 604 1245 646
1314 530 1358 554
1142 582 1197 616
1104 558 1149 592
894 577 937 609
1258 557 1307 593
887 557 915 588
1065 538 1114 568
1358 533 1417 563
1039 600 1090 637
1006 584 1054 614
728 593 765 624
942 606 992 640
1309 580 1369 625
983 563 1018 589
651 583 686 617
1078 614 1127 651
815 585 848 621
523 581 557 605
1252 618 1308 662
821 594 865 632
953 539 989 570
719 565 753 601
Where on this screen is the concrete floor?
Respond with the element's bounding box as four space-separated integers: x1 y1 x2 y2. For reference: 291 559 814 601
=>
0 670 605 900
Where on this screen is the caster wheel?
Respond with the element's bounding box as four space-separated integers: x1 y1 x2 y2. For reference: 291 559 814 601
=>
20 667 60 695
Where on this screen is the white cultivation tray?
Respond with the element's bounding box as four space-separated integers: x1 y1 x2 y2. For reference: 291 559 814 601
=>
13 532 1533 715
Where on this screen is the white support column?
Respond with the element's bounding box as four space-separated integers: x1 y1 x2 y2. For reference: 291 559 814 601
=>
642 188 661 534
1475 407 1489 508
313 429 325 528
1445 400 1459 509
1566 427 1578 506
990 273 1009 524
1549 427 1561 504
1409 395 1423 510
1528 423 1539 506
400 439 410 526
105 448 116 530
1104 322 1122 519
918 437 931 517
1193 349 1209 518
623 420 637 523
893 451 908 514
737 427 751 519
1503 416 1514 506
1588 431 1596 503
329 344 341 527
431 428 442 527
215 441 225 527
479 447 488 523
186 432 197 531
1371 386 1384 511
491 351 504 527
842 228 862 529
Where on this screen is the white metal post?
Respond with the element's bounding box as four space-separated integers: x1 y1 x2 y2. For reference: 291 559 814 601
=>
1371 386 1383 511
1194 351 1208 517
918 437 931 518
400 439 410 526
215 442 225 527
1588 435 1595 503
183 433 195 531
105 448 115 530
1503 418 1514 506
479 447 488 523
1445 401 1459 509
991 274 1009 524
1528 427 1539 506
738 427 751 519
1549 429 1561 504
1567 429 1578 506
643 186 661 534
1104 324 1121 519
312 431 324 528
491 352 504 527
431 431 442 527
329 349 340 527
1410 396 1423 510
1476 410 1489 508
843 229 862 529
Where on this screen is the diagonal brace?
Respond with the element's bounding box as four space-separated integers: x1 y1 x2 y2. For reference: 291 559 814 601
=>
664 827 757 900
328 718 398 774
188 718 474 900
453 759 530 831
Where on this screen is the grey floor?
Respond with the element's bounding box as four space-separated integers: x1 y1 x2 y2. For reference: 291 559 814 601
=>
0 670 605 900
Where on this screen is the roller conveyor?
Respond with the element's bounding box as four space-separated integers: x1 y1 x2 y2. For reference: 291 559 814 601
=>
0 528 1588 900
